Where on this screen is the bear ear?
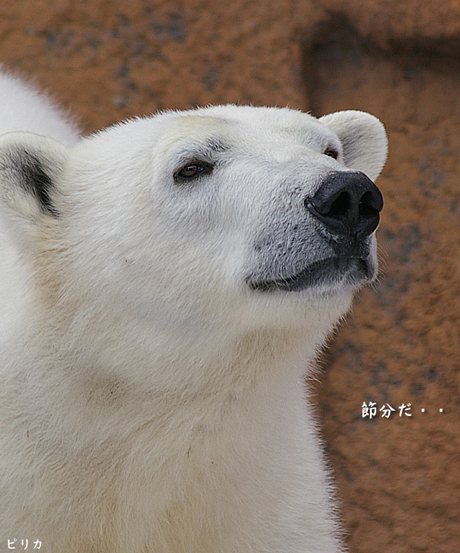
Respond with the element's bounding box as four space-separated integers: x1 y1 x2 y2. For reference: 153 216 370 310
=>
319 110 388 181
0 132 69 244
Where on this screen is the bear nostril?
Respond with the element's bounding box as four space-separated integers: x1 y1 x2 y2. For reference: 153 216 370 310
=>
306 171 383 238
359 191 380 218
325 191 352 220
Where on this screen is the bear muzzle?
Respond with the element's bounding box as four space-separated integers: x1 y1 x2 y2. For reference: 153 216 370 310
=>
247 171 382 293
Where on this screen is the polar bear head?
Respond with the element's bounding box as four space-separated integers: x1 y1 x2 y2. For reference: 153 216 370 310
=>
0 106 387 360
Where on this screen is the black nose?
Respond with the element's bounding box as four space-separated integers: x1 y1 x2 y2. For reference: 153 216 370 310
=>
305 171 383 238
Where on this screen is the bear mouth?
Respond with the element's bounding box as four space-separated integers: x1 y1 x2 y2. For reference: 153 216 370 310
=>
247 256 374 293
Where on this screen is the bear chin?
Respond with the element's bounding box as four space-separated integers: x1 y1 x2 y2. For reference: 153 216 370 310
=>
247 255 376 293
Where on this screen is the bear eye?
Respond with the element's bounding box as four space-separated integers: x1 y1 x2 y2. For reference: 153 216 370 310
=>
174 161 213 182
323 147 339 160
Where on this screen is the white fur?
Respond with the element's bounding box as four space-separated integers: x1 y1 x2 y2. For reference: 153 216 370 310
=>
0 71 387 552
0 68 80 146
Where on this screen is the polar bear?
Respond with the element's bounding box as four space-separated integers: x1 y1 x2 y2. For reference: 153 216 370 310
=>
0 69 387 553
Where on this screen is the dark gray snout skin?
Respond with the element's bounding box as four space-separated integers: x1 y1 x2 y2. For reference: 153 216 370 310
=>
248 171 383 293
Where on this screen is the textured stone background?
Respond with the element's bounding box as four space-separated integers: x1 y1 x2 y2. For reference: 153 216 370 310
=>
1 1 459 551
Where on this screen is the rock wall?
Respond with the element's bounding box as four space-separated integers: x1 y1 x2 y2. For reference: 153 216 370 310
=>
1 1 458 551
